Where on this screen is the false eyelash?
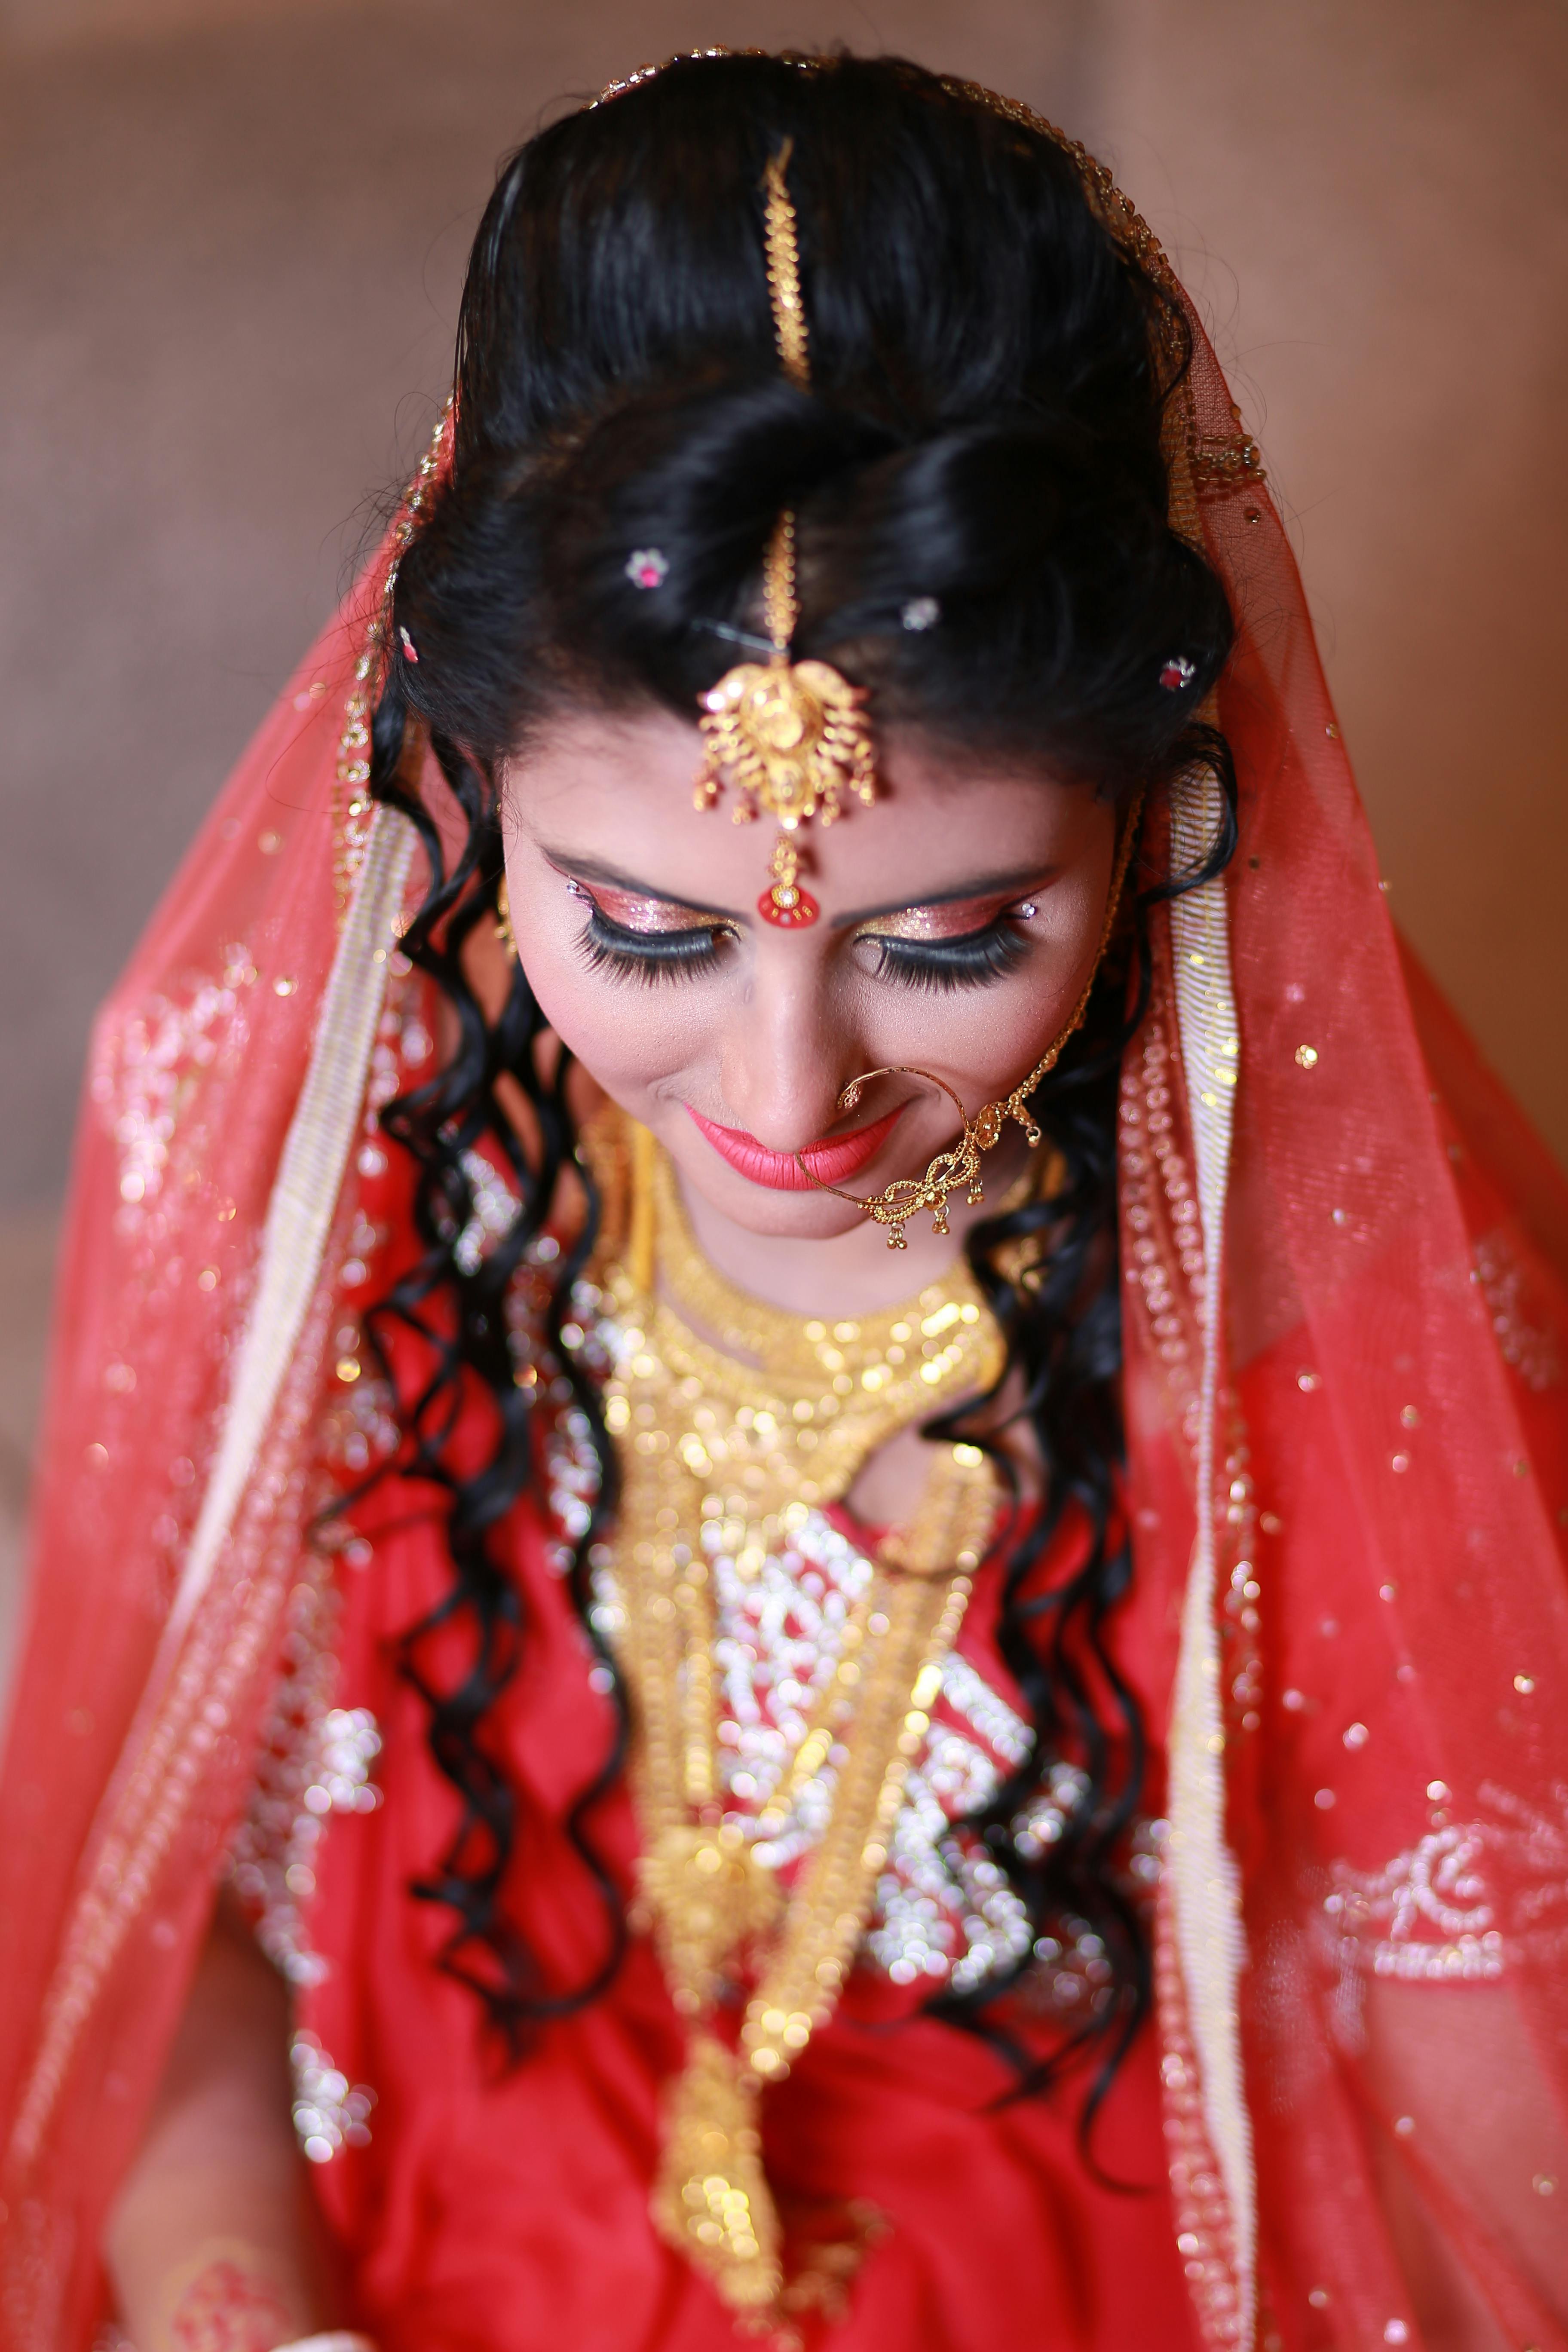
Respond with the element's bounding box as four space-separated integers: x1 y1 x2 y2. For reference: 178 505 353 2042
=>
573 906 731 986
867 920 1032 993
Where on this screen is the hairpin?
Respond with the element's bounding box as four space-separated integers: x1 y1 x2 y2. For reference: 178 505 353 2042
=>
399 626 419 663
627 548 670 590
1159 655 1197 691
901 597 940 632
696 619 777 657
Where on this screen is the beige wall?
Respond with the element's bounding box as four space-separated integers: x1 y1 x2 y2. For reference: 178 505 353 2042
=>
0 0 1563 1675
2 0 1562 1212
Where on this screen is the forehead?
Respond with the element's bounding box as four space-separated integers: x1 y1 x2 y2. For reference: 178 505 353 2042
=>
501 705 1101 911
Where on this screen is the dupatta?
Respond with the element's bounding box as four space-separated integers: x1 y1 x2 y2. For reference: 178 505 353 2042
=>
1 78 1565 2352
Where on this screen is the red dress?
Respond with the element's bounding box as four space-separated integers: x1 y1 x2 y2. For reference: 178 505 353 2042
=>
301 1483 1197 2352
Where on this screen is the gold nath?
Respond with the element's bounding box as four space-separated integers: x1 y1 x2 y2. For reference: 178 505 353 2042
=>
799 793 1144 1247
694 144 876 928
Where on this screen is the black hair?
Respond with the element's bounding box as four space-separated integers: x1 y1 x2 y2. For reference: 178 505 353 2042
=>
358 51 1235 2109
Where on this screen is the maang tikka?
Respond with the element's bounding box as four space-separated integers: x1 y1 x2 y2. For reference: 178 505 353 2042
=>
691 137 1144 1248
693 144 876 925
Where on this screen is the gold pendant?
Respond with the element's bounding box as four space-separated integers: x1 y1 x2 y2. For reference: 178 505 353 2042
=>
695 656 875 831
652 2031 783 2312
637 1823 784 2013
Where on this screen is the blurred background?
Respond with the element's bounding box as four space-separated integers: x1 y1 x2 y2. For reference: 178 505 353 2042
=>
2 0 1565 1680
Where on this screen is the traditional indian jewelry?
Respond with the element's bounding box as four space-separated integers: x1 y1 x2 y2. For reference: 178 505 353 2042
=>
798 793 1144 1246
495 874 519 963
332 400 451 923
590 1115 1005 2317
693 144 877 929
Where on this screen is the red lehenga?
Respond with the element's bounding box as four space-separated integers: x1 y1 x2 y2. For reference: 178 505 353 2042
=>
2 89 1567 2352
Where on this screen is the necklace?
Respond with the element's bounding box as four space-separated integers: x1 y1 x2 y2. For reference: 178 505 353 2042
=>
591 1118 1009 2320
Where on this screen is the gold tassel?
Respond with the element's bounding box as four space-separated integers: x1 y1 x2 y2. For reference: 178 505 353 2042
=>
652 2031 783 2312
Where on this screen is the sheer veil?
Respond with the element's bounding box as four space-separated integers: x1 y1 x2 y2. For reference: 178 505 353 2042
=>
1 68 1564 2352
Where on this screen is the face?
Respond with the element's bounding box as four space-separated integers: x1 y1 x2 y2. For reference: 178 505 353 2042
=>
500 706 1118 1242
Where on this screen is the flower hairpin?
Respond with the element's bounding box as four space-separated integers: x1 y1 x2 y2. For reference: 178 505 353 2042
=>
1159 654 1197 691
627 548 669 590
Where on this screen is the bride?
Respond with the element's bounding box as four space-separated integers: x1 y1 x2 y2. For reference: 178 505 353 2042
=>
2 49 1565 2352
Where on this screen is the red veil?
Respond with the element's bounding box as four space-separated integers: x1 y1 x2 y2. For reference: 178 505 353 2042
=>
1 77 1565 2352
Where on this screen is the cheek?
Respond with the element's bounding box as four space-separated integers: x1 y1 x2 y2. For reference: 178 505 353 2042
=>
510 898 706 1101
851 896 1107 1091
854 977 1057 1097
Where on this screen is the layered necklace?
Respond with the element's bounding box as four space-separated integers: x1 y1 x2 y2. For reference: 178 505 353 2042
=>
590 1116 1013 2321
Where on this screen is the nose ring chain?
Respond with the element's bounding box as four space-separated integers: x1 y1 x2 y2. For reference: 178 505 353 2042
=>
796 795 1144 1247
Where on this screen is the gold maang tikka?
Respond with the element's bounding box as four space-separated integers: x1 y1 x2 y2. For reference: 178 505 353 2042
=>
798 796 1144 1246
694 143 876 927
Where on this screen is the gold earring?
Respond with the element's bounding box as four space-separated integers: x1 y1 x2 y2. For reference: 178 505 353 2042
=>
797 796 1143 1247
496 875 519 963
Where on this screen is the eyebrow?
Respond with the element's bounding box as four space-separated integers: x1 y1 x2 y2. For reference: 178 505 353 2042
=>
829 867 1055 927
541 851 1054 928
542 852 744 922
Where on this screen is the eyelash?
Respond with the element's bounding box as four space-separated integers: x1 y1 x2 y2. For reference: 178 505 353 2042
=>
865 923 1032 993
575 906 732 986
570 897 1033 993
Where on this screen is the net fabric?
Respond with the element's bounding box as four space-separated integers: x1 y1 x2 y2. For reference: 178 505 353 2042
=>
0 86 1563 2352
1130 290 1568 2349
0 552 420 2351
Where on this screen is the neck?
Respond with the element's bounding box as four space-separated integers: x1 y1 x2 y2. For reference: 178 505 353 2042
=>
674 1127 1033 1319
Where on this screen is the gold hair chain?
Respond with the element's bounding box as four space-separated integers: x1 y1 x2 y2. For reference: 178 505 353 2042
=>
694 145 877 927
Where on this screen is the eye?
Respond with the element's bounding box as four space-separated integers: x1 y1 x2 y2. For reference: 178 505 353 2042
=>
570 888 735 987
862 915 1033 994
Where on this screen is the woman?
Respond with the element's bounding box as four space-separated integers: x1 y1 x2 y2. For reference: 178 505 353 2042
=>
1 49 1565 2352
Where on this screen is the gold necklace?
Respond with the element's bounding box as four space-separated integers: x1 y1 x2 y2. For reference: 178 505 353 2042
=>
589 1117 1008 2319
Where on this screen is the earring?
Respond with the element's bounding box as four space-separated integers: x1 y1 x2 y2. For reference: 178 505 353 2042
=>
496 876 519 963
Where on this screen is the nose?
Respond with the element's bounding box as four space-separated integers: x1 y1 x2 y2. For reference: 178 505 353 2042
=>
715 944 858 1152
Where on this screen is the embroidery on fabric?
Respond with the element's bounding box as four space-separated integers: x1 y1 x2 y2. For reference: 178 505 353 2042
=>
484 1235 1167 2001
1322 1782 1568 1981
580 1472 1159 2000
290 2028 376 2164
227 1547 381 2164
1118 1009 1202 1433
1474 1227 1563 1392
228 1556 383 1990
95 960 254 1217
1155 1902 1252 2349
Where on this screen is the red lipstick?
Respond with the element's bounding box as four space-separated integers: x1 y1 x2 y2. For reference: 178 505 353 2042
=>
685 1104 905 1192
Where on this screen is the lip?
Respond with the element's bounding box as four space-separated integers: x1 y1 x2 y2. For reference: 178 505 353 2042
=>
685 1103 906 1191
